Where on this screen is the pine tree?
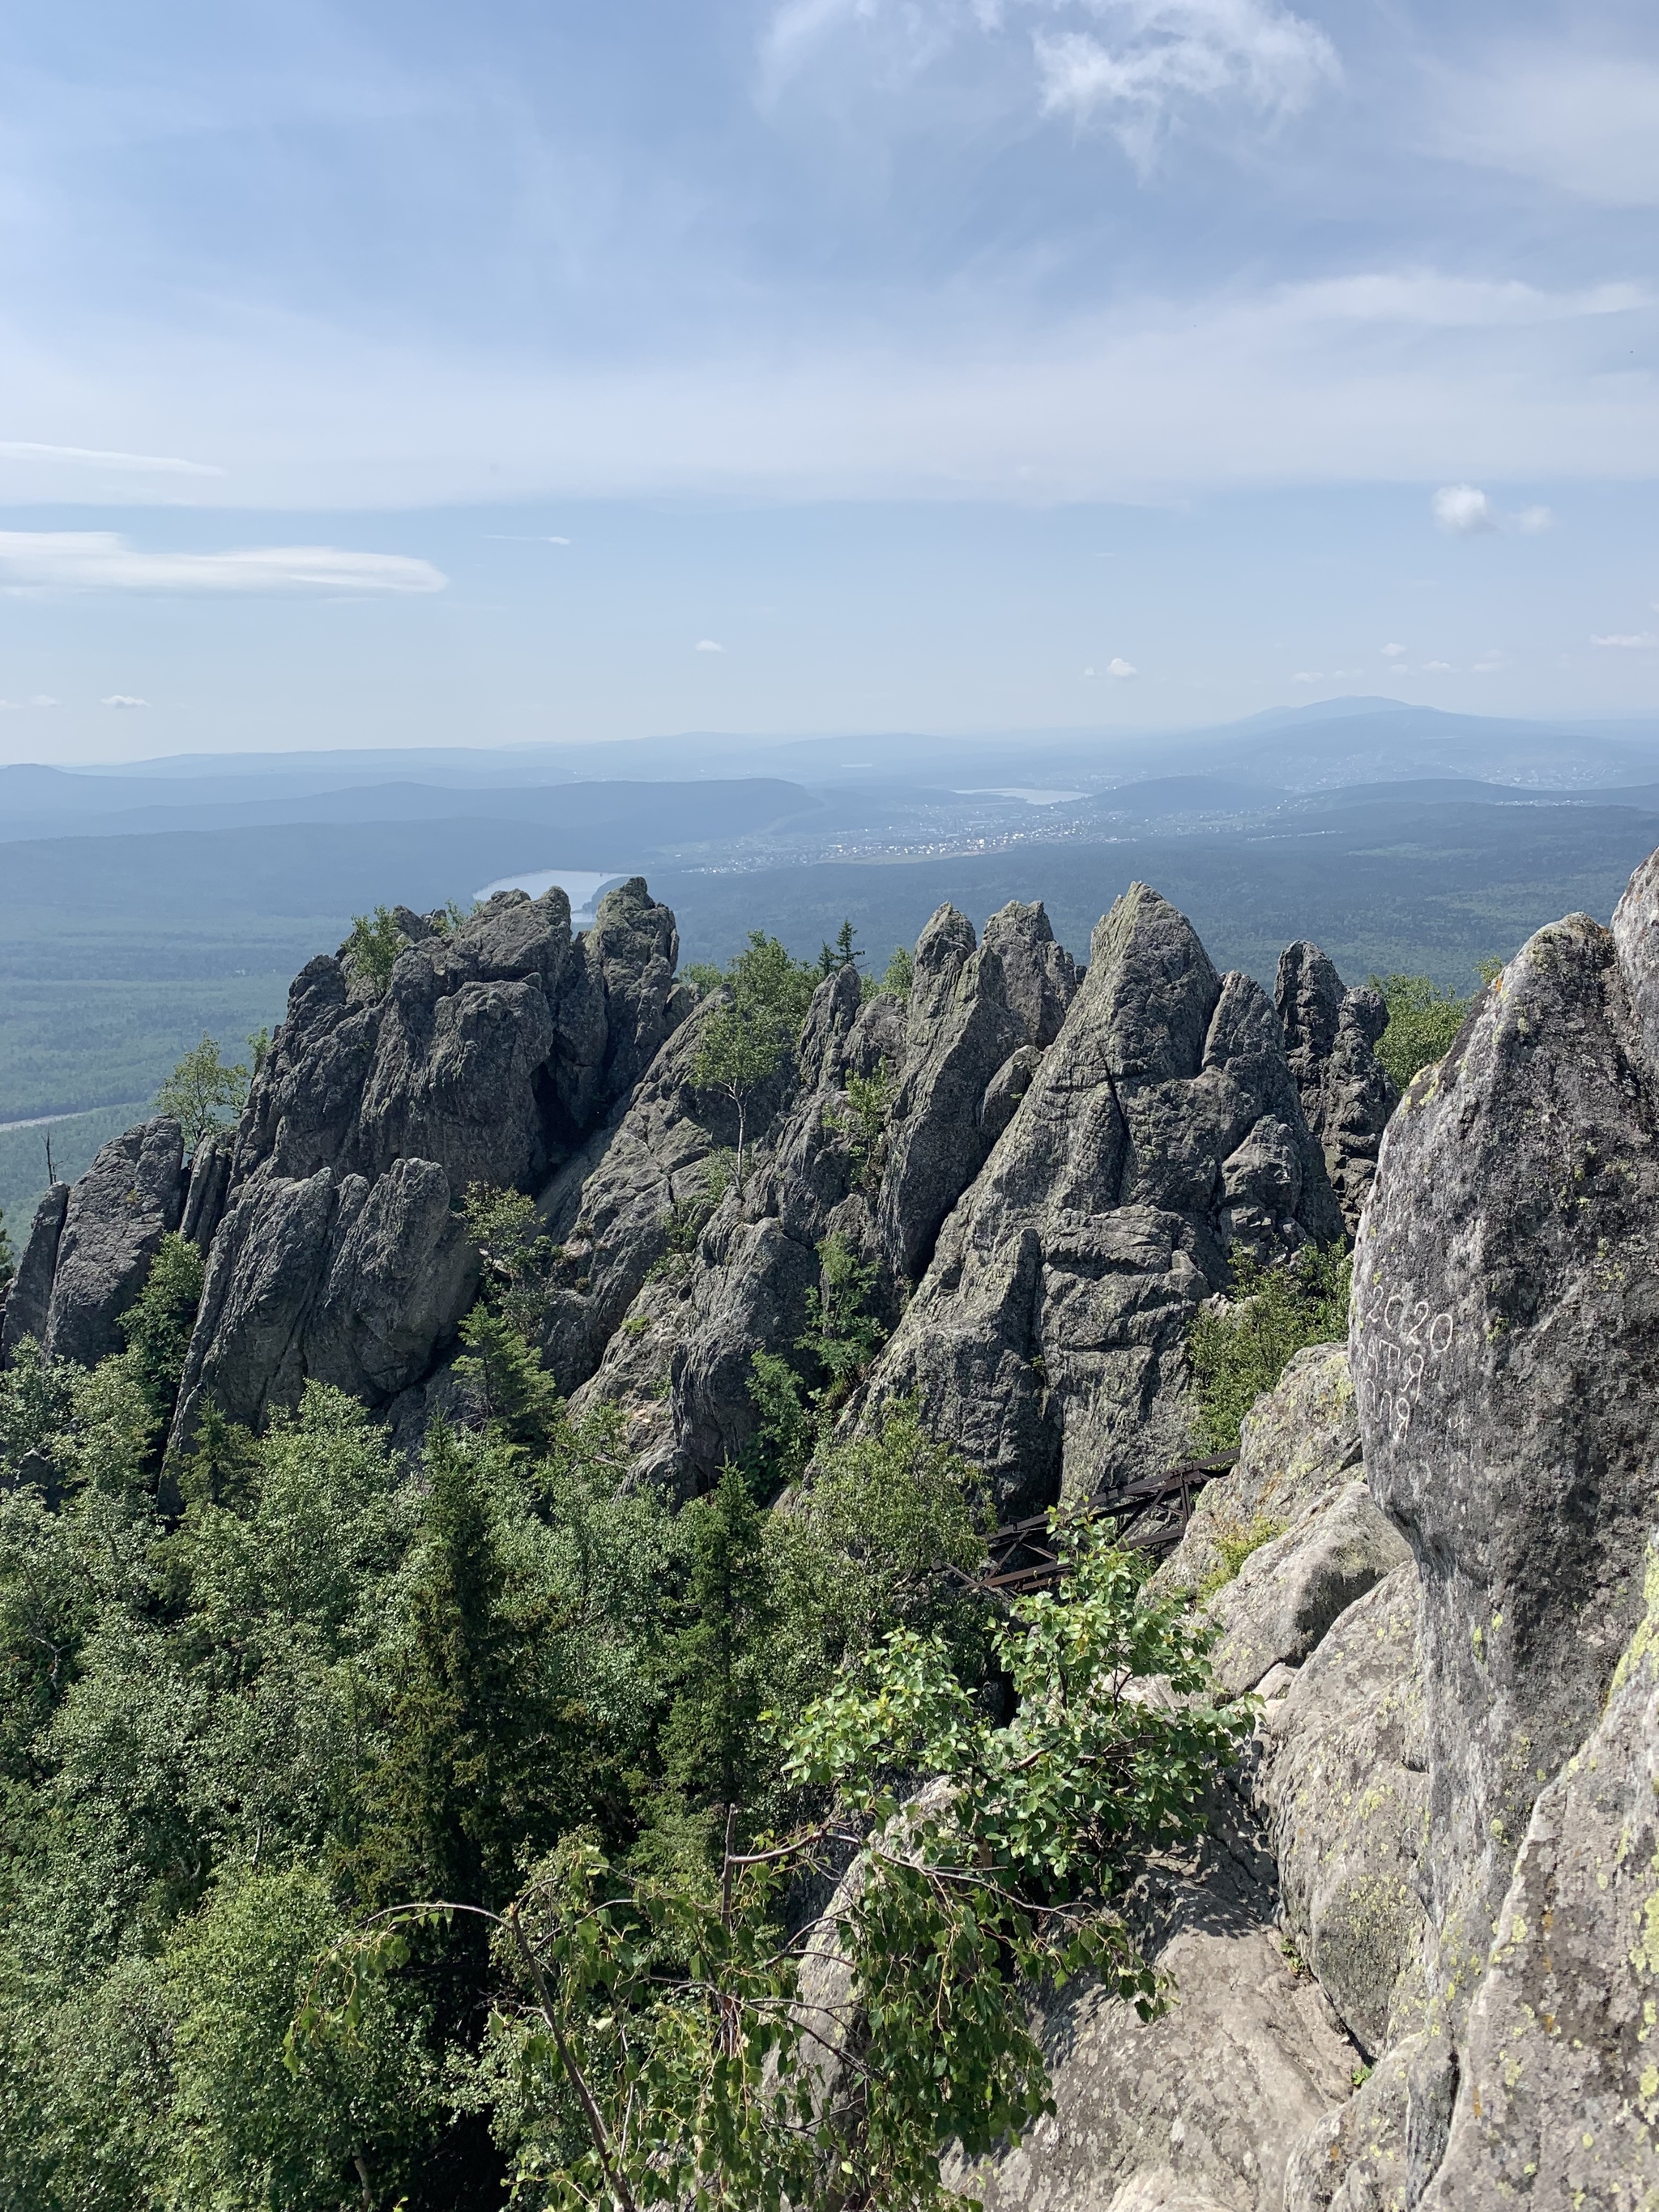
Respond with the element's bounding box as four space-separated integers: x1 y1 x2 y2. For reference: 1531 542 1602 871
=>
660 1466 775 1825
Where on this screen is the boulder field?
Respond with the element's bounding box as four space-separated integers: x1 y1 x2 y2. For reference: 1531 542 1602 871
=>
7 850 1659 2208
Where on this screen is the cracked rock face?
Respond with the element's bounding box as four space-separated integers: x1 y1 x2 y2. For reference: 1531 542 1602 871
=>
861 885 1343 1515
41 1119 186 1367
1256 1565 1428 2062
2 1182 70 1362
163 879 685 1439
1276 944 1397 1236
1420 1539 1659 2208
1354 884 1659 2024
953 1811 1358 2212
1151 1344 1362 1601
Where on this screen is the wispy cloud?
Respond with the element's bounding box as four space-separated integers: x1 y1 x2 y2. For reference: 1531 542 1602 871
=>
0 440 224 476
485 534 572 544
694 637 726 652
100 694 148 707
1107 655 1137 677
0 533 446 595
761 0 1338 172
1034 0 1337 168
1435 55 1659 208
1380 641 1405 657
1591 631 1659 650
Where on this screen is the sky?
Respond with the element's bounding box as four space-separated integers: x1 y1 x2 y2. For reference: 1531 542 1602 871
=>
2 0 1658 763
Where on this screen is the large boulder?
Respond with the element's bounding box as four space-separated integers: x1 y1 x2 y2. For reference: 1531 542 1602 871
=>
41 1119 186 1366
1420 1538 1659 2207
1353 884 1659 2031
859 886 1343 1514
1203 1481 1410 1701
1152 1344 1361 1600
1275 944 1397 1235
1256 1565 1429 2062
953 1813 1358 2212
170 1157 475 1439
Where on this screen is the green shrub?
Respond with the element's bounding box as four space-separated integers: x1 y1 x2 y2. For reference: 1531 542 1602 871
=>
1187 1245 1350 1454
1372 971 1482 1089
339 906 406 996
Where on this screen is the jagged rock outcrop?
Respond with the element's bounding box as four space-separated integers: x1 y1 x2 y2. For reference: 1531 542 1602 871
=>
1276 944 1397 1234
876 906 1028 1282
2 1181 69 1360
981 897 1080 1051
161 880 686 1441
39 1119 186 1366
1308 852 1659 2207
860 886 1344 1515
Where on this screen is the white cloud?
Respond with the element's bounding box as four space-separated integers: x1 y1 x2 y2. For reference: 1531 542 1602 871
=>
1516 505 1554 534
1422 660 1453 672
1435 56 1659 208
1107 655 1137 677
0 440 223 476
1034 0 1338 168
1380 641 1405 657
694 638 726 652
1284 275 1644 329
28 694 58 706
1432 484 1497 535
761 0 1337 170
0 533 446 595
1592 632 1659 649
485 534 571 544
1291 670 1320 683
101 694 148 707
1082 664 1096 676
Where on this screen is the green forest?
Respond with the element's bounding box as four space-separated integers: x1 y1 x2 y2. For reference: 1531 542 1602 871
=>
0 918 1457 2210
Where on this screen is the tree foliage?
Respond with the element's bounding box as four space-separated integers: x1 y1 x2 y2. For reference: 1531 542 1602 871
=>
341 907 407 997
0 1212 1249 2207
1186 1244 1351 1453
691 933 819 1179
299 1519 1247 2212
153 1034 250 1153
1371 969 1497 1089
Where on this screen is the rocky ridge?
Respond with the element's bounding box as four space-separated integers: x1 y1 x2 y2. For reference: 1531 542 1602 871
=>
8 844 1659 2206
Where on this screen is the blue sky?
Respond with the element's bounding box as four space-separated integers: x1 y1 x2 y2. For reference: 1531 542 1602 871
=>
2 0 1658 761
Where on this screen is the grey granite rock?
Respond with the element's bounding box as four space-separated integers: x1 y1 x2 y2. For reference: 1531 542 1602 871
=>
1276 944 1397 1234
172 1166 338 1432
860 886 1342 1514
1 1183 69 1361
305 1158 477 1402
982 897 1080 1049
180 1127 236 1251
1256 1566 1429 2060
1353 889 1659 2034
1205 1481 1411 1700
954 1814 1357 2212
42 1119 186 1366
1417 1536 1659 2207
876 905 1027 1282
171 1153 476 1442
1151 1345 1361 1600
